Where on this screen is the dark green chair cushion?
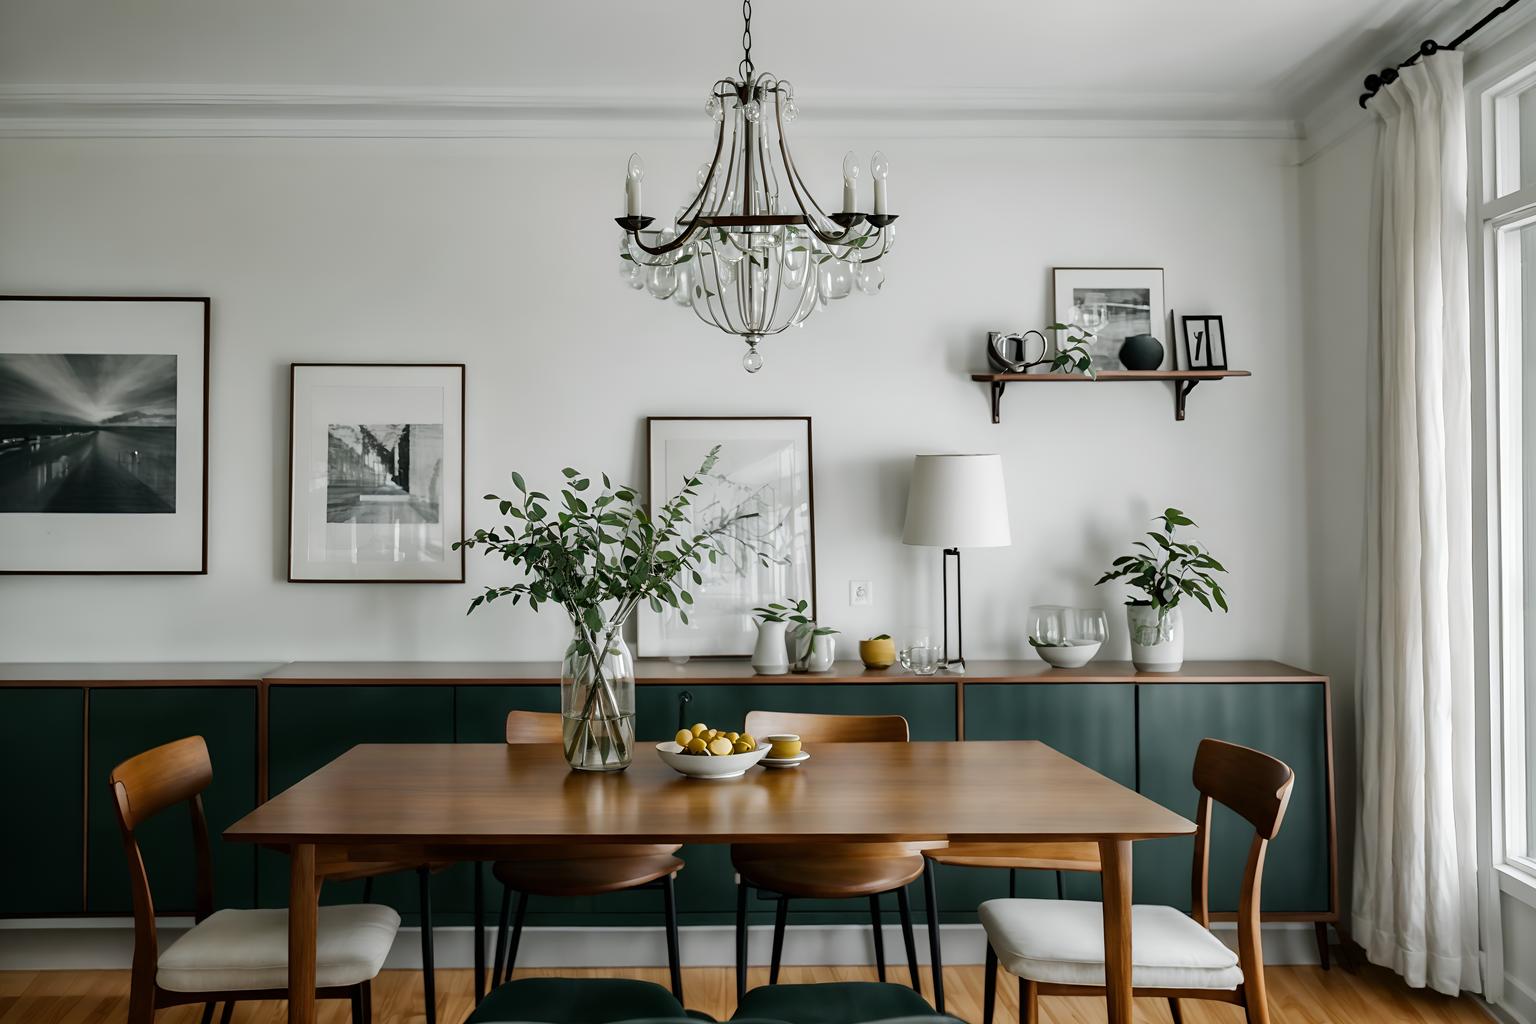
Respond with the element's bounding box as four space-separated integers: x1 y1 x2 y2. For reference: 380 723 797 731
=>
731 983 942 1024
467 978 689 1024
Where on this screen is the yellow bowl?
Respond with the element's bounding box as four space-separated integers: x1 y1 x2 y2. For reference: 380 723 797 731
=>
765 734 802 759
859 637 897 670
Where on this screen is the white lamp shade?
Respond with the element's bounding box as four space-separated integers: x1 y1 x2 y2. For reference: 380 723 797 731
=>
901 454 1012 548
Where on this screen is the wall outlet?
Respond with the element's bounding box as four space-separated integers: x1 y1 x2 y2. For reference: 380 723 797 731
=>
849 580 873 606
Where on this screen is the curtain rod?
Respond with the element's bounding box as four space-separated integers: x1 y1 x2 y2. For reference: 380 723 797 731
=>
1359 0 1529 107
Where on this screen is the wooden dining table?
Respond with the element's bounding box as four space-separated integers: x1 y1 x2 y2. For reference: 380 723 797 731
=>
224 739 1195 1024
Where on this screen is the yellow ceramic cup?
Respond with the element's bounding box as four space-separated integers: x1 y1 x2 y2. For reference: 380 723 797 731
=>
859 637 897 670
765 734 802 759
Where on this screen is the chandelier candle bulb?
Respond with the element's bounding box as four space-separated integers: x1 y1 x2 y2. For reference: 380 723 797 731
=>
871 151 889 215
625 154 644 217
842 151 860 214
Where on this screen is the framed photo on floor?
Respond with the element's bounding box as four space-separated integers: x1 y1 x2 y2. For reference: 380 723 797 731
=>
1052 267 1167 371
0 295 209 574
640 415 817 657
287 363 464 583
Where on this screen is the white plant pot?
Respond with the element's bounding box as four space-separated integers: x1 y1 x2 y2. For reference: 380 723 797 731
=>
787 630 836 673
1127 604 1184 673
752 620 790 675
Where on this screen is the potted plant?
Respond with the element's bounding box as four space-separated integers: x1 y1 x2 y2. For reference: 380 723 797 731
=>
859 633 897 669
1094 507 1228 672
457 446 766 771
750 602 792 676
756 598 838 673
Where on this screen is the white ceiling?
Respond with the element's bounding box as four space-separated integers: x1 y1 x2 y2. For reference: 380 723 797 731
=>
0 0 1474 122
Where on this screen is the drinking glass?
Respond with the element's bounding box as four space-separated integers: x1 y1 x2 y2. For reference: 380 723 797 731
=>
899 641 942 676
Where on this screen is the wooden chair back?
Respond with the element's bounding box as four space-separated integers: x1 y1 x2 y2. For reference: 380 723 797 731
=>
1188 738 1294 1010
108 736 218 991
744 710 909 744
505 710 564 744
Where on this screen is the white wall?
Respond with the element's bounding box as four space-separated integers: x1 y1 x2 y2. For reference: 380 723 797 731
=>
0 133 1309 667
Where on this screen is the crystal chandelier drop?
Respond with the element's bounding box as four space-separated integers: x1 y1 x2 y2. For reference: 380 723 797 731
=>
616 0 897 373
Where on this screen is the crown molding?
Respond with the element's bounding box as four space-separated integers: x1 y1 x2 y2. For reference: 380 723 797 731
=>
0 85 1300 141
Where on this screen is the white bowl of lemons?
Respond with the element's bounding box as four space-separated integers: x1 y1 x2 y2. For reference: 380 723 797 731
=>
656 722 771 780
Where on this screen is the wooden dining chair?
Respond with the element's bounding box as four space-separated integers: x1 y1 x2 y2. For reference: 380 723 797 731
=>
110 736 399 1024
919 831 1102 1011
732 711 928 1004
481 710 685 1000
977 738 1295 1024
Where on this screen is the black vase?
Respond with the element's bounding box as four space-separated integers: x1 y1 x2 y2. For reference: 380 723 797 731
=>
1118 333 1164 371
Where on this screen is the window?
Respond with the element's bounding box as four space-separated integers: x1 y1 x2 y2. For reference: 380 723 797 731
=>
1481 63 1536 879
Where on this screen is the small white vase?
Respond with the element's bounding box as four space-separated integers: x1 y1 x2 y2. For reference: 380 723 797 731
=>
1127 604 1184 672
752 620 790 675
786 627 836 673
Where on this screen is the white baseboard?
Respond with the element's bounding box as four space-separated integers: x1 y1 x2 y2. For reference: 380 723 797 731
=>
0 917 1325 972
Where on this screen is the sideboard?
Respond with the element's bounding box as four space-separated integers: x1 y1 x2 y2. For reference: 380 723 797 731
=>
0 658 1337 964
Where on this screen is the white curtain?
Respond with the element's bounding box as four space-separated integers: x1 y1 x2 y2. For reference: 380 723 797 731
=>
1354 50 1480 996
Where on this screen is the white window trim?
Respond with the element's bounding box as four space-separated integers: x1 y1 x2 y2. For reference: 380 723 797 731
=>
1473 55 1536 915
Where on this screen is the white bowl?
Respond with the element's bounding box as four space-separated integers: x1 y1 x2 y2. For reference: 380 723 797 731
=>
655 741 771 780
1032 640 1102 669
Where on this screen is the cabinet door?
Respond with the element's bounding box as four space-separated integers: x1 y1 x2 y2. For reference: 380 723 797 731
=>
1136 683 1329 913
454 685 561 742
945 683 1136 911
261 685 455 916
88 687 258 913
0 688 84 914
636 682 957 926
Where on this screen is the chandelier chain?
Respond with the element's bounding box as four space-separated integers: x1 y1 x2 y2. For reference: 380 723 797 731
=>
739 0 753 81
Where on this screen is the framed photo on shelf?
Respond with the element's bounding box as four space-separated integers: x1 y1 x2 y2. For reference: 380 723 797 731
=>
1180 315 1229 370
0 295 209 574
287 362 464 583
640 415 817 658
1052 267 1167 371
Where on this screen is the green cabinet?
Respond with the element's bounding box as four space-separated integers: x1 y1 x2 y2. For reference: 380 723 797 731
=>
638 682 957 926
0 689 84 914
944 683 1136 912
1135 683 1329 913
261 685 455 916
87 687 258 913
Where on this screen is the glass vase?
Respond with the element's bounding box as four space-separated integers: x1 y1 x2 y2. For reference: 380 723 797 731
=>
560 621 636 771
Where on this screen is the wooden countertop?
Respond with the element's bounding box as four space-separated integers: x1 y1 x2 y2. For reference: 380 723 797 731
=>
261 659 1324 685
0 661 280 685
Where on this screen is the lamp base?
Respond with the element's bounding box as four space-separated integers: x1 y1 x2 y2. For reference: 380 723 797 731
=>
942 659 967 675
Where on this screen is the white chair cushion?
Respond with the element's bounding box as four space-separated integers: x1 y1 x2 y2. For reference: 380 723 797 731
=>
157 904 400 993
979 899 1243 990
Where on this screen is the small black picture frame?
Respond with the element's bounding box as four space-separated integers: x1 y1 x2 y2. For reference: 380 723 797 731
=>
1180 315 1228 370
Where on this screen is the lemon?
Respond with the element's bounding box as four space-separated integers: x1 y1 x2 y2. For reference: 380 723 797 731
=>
674 729 693 747
725 731 740 742
739 733 756 749
686 737 708 754
708 736 734 756
690 723 708 736
732 739 753 754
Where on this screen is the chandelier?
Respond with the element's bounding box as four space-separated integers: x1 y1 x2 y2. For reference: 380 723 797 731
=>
616 0 897 373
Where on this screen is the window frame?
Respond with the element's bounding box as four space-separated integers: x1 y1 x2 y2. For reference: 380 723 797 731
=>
1474 57 1536 906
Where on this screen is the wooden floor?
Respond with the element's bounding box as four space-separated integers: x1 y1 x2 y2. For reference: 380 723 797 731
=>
0 964 1489 1024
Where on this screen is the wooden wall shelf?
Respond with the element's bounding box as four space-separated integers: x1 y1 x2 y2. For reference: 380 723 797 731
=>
971 369 1252 423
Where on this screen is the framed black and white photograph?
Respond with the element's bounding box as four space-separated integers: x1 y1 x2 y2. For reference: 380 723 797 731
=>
1053 267 1167 371
288 363 464 583
640 416 816 657
1181 314 1229 370
0 296 209 574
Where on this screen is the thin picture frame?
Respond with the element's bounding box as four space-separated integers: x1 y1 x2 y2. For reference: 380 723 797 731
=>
1180 315 1229 371
1052 267 1167 371
286 362 465 583
0 295 210 575
641 415 817 658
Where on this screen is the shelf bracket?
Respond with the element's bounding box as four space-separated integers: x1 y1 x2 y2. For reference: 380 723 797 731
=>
1174 379 1198 421
989 380 1005 424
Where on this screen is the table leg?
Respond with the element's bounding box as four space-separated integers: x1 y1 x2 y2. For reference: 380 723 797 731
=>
288 843 319 1024
1099 840 1133 1024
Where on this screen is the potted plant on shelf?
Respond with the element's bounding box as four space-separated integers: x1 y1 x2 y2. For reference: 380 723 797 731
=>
1095 507 1228 672
457 446 767 771
750 602 792 676
755 598 838 673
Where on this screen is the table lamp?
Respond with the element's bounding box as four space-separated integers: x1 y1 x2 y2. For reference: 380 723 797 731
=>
901 454 1011 674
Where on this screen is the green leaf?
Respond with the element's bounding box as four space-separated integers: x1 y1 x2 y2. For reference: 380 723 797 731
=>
511 472 527 493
